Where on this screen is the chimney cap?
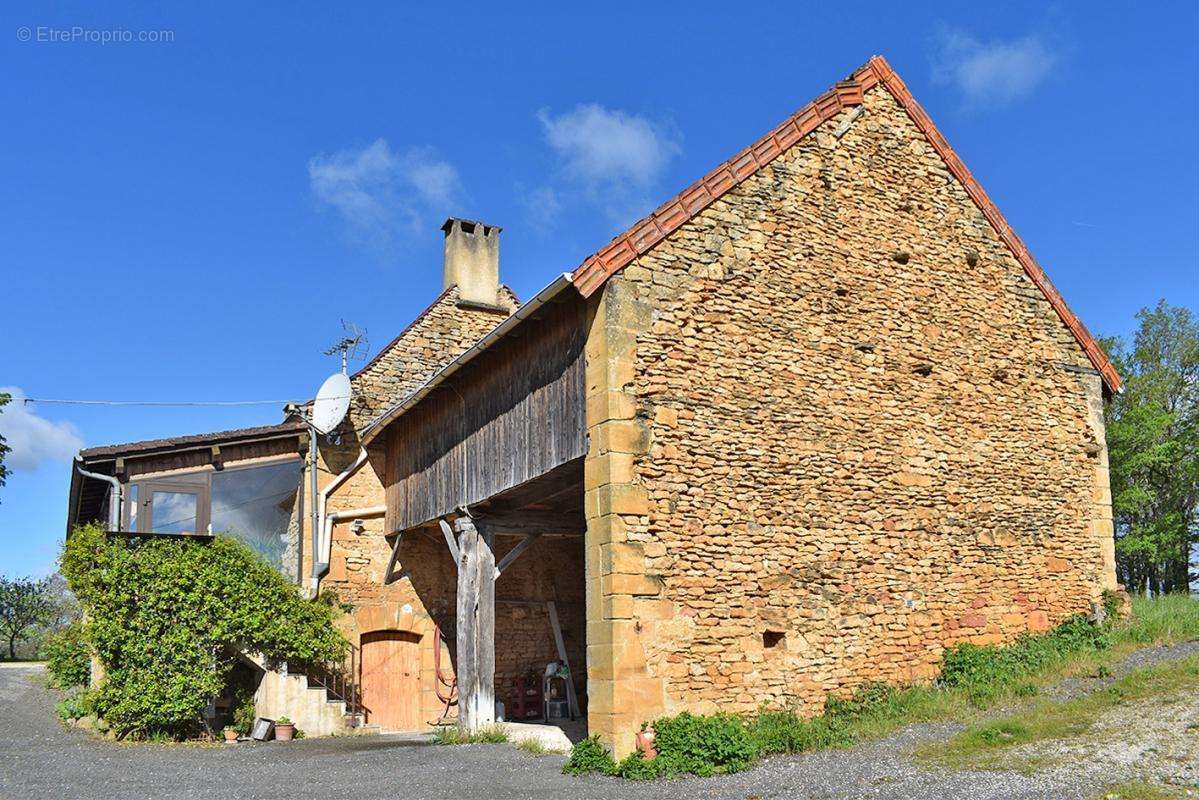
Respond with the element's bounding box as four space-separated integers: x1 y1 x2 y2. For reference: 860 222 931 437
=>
441 217 502 236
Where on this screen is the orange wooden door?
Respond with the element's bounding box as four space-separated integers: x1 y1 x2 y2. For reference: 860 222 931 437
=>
360 631 422 731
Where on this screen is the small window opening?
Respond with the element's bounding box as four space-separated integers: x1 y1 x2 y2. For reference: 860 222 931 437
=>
835 287 850 297
763 630 786 649
460 221 476 235
913 363 933 377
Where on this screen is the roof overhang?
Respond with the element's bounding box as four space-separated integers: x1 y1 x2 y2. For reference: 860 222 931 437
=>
76 420 306 465
360 273 579 446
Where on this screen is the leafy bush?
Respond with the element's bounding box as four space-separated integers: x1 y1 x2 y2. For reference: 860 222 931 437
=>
231 685 257 735
651 711 758 776
43 622 90 688
61 524 347 739
55 690 91 723
613 749 660 780
940 615 1108 701
562 735 617 775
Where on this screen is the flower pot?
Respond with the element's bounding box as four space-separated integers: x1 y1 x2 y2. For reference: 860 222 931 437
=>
223 729 239 743
635 725 657 760
274 723 295 742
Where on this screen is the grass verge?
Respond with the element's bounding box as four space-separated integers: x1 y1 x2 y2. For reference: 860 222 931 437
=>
916 655 1199 770
1092 782 1198 799
432 724 508 745
517 738 556 756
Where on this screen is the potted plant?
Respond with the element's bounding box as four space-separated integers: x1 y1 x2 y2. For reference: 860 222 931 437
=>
274 716 295 742
223 726 239 743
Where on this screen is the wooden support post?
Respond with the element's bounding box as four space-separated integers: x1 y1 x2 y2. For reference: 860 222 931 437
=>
454 515 495 731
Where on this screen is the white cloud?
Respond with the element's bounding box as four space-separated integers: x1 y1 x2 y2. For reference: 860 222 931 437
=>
519 184 562 230
933 29 1057 108
0 387 83 472
307 139 462 245
533 104 681 226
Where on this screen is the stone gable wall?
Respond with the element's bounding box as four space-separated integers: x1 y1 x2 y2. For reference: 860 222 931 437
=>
346 285 517 433
584 84 1116 749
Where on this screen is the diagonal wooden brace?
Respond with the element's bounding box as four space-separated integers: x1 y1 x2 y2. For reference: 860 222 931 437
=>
382 530 405 585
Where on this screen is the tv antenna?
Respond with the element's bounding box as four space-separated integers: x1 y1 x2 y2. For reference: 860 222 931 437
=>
323 320 368 374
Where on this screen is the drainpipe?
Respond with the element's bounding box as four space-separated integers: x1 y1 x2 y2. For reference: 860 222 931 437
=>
311 447 370 591
74 457 122 531
317 504 385 581
308 431 320 591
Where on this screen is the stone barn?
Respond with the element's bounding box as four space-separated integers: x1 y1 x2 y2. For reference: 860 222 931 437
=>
69 55 1120 757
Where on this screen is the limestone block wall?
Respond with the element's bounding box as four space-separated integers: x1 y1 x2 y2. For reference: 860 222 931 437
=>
584 83 1117 751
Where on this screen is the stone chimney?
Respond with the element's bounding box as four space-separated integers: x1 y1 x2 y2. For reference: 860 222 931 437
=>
442 218 501 307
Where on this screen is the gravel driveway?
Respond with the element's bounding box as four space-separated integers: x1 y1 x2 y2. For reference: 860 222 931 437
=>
0 662 1142 800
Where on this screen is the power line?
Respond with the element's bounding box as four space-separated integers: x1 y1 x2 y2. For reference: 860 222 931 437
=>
19 396 348 408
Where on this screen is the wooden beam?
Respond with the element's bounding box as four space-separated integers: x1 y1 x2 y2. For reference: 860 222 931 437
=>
439 518 460 566
471 509 585 535
454 515 495 731
382 531 404 585
495 532 542 577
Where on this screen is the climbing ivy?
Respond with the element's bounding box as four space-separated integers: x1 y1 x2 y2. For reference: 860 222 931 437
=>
61 524 346 739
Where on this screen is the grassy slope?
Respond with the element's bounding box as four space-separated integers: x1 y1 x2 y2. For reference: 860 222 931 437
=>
913 595 1199 769
916 655 1199 768
752 595 1199 759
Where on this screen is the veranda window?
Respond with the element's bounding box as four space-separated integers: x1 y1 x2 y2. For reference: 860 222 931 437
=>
121 457 302 577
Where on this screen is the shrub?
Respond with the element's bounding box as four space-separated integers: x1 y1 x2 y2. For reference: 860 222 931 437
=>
940 615 1108 701
60 524 347 740
747 707 850 755
614 749 660 780
562 735 617 775
231 685 257 735
43 622 90 689
55 690 90 723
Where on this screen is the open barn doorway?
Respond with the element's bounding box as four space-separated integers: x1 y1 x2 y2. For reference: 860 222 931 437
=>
478 458 587 742
387 458 587 742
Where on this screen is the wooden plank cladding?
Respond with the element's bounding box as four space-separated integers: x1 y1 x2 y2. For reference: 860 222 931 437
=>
383 296 588 533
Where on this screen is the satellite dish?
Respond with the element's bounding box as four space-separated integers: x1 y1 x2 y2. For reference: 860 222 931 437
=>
311 372 351 434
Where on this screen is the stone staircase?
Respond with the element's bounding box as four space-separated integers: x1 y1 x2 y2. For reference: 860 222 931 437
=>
241 653 373 737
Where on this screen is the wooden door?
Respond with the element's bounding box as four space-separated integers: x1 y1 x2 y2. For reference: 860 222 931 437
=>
360 630 422 731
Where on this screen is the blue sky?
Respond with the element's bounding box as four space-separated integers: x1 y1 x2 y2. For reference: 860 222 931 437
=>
2 2 1196 576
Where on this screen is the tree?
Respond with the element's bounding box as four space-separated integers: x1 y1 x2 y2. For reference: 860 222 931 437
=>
1104 301 1199 594
0 391 10 500
0 576 55 659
